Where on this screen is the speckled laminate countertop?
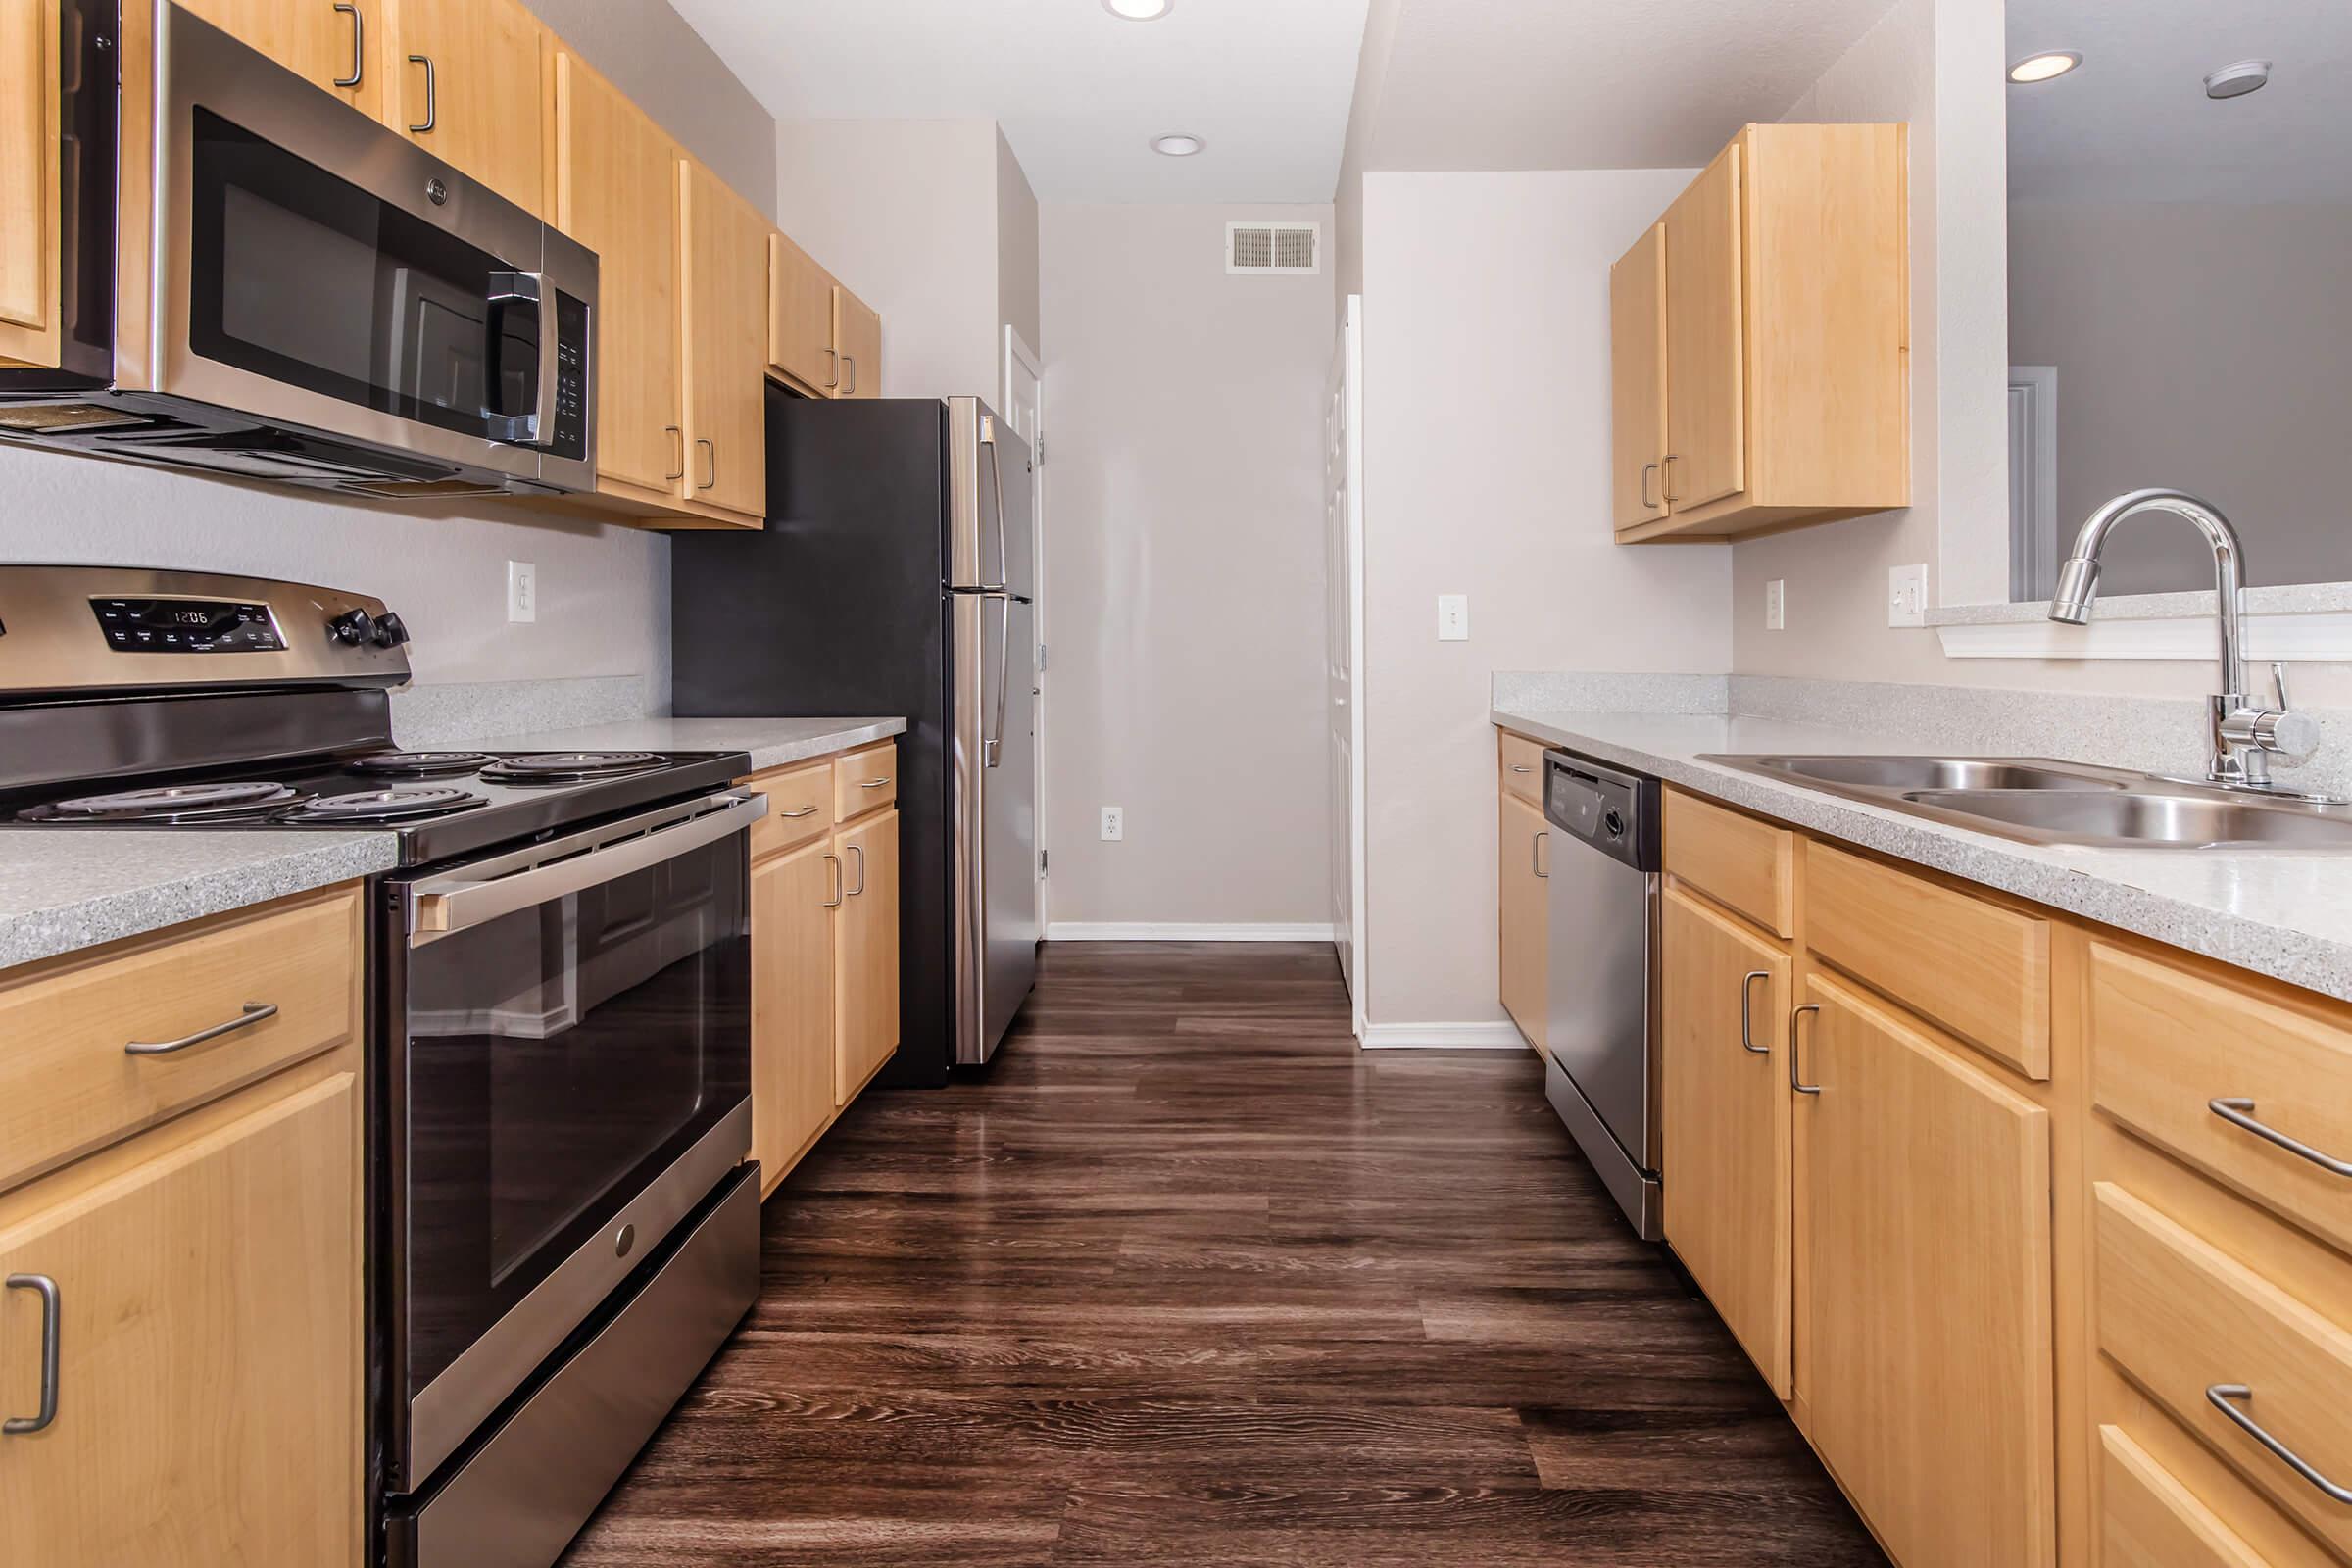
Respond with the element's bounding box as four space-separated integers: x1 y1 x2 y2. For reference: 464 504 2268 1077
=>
0 715 906 972
1493 706 2352 1004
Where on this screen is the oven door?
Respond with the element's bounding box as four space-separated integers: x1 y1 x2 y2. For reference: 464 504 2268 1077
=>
149 2 594 490
381 791 761 1493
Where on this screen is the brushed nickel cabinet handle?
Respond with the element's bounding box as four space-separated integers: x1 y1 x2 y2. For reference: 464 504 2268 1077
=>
696 437 715 491
2207 1384 2352 1503
822 347 840 390
1788 1003 1821 1095
845 842 866 896
843 354 858 395
1533 829 1549 879
1661 453 1683 504
333 2 364 87
1508 763 1534 773
1642 461 1660 511
407 54 435 132
778 804 820 818
663 424 684 481
859 776 892 789
822 853 843 909
124 1001 277 1056
1740 970 1771 1055
3 1274 60 1436
2209 1098 2352 1177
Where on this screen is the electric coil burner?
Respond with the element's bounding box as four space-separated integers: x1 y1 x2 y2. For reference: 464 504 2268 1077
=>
0 565 763 1568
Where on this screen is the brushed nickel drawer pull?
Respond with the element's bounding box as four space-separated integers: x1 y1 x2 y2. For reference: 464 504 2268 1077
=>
859 776 892 789
1661 453 1683 503
663 424 684 481
1508 763 1534 773
2208 1098 2352 1177
3 1274 60 1436
1533 829 1549 879
845 842 866 896
843 354 858 395
124 1001 277 1056
778 805 821 818
333 2 364 87
1740 970 1771 1055
697 437 716 491
822 347 840 390
1788 1003 1821 1095
2207 1384 2352 1503
1642 461 1660 511
822 853 843 909
407 53 435 132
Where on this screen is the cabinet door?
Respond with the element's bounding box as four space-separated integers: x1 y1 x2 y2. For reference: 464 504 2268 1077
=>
1798 973 2055 1568
832 283 881 400
179 0 380 118
834 808 900 1105
0 0 59 369
387 0 545 218
679 158 768 522
1609 221 1669 532
551 52 680 502
1660 886 1791 1396
751 840 836 1194
0 1072 360 1565
768 229 841 395
1498 791 1548 1052
1663 141 1745 512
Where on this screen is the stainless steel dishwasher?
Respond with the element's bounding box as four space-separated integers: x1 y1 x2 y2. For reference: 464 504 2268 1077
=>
1541 747 1663 1239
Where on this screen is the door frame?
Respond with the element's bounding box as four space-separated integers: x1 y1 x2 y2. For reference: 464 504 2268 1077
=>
1332 297 1368 1040
1004 325 1049 928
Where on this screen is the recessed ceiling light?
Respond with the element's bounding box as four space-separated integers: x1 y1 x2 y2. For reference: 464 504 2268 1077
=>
1102 0 1171 19
2204 59 2272 99
1151 133 1204 157
2008 51 2082 84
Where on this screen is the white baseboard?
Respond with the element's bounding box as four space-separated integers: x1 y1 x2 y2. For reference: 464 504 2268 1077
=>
1045 922 1337 943
1358 1021 1531 1051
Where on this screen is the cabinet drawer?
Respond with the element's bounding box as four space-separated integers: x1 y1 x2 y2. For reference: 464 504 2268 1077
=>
0 887 361 1193
2090 941 2352 1259
1499 731 1545 804
2093 1182 2352 1555
2099 1426 2278 1568
742 761 831 859
1805 840 2049 1080
1663 789 1793 939
834 742 898 820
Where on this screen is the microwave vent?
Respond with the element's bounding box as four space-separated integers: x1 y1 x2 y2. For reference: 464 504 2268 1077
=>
1227 221 1319 275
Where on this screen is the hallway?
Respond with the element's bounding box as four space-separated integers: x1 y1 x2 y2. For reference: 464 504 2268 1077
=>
562 943 1885 1565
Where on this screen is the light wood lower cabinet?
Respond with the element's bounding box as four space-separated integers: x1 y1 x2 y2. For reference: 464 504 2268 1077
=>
1659 885 1791 1396
834 808 900 1104
751 838 836 1190
1497 788 1548 1054
0 0 60 370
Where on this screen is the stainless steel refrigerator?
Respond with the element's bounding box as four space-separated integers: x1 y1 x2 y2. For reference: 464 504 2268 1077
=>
670 392 1039 1083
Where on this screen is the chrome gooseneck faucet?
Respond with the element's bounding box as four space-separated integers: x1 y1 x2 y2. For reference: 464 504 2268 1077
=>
2047 487 2317 789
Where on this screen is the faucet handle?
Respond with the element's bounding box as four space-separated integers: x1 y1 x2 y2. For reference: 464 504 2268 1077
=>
2225 661 2322 765
2272 661 2293 712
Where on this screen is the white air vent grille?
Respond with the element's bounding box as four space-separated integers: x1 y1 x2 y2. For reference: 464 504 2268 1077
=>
1227 220 1320 275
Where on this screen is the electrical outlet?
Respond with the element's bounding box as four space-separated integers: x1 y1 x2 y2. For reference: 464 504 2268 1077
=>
1765 578 1785 631
1887 563 1928 628
1100 806 1124 842
1437 594 1469 642
507 561 537 624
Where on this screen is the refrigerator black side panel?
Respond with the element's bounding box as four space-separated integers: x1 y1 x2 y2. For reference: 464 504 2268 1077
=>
671 391 956 1087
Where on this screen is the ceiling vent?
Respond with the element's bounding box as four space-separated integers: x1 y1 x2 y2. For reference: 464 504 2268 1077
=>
1227 220 1320 275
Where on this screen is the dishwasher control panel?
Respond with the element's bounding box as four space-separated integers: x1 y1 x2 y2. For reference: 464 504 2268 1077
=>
1544 751 1658 871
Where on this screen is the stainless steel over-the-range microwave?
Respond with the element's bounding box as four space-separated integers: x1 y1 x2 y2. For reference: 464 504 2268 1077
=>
0 0 597 498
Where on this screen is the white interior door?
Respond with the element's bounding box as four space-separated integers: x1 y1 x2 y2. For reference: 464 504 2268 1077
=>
1326 299 1367 1035
1004 327 1048 925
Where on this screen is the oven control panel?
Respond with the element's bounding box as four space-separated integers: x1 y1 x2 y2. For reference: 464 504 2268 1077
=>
90 597 285 654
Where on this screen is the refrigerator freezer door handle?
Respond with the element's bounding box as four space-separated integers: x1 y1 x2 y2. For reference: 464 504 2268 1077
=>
980 416 1011 597
986 594 1010 768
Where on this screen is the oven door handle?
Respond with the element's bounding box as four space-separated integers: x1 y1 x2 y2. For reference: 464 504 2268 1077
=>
407 792 767 943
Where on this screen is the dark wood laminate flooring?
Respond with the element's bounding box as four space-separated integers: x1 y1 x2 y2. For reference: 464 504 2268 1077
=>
561 942 1886 1566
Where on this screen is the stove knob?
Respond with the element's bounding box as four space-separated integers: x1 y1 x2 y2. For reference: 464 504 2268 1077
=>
370 612 411 650
327 608 375 647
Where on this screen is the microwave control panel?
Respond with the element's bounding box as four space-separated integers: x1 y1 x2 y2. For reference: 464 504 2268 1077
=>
552 292 589 463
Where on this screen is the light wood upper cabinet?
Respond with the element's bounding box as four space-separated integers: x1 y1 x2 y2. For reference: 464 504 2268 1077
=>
1659 885 1791 1396
1498 788 1548 1053
383 0 546 218
833 284 882 400
178 0 381 119
834 808 900 1105
551 50 681 505
751 838 836 1197
1798 972 2055 1568
0 0 60 370
1608 221 1668 532
679 156 768 525
0 1068 361 1566
1616 122 1909 544
768 229 842 396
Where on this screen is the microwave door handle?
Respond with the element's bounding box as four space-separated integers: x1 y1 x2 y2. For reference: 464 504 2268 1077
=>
484 270 556 446
408 793 767 943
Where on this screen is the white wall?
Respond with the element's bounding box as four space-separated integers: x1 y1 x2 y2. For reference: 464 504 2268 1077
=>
1359 169 1734 1027
996 128 1042 362
1038 203 1334 929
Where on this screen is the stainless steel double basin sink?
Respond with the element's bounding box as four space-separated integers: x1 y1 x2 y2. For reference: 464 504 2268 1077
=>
1698 754 2352 851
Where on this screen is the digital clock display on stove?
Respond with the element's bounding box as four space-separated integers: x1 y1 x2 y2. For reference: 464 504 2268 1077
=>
90 597 286 653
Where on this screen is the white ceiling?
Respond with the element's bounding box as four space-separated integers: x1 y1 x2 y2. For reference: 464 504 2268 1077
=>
669 0 1374 203
2008 0 2352 205
1361 0 1903 172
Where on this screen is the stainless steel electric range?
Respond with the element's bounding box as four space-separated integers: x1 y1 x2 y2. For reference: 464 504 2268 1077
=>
0 565 766 1568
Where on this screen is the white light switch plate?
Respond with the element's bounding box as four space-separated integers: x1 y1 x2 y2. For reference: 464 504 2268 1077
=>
1765 579 1785 631
507 561 537 624
1887 563 1928 628
1100 806 1124 842
1437 594 1469 641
